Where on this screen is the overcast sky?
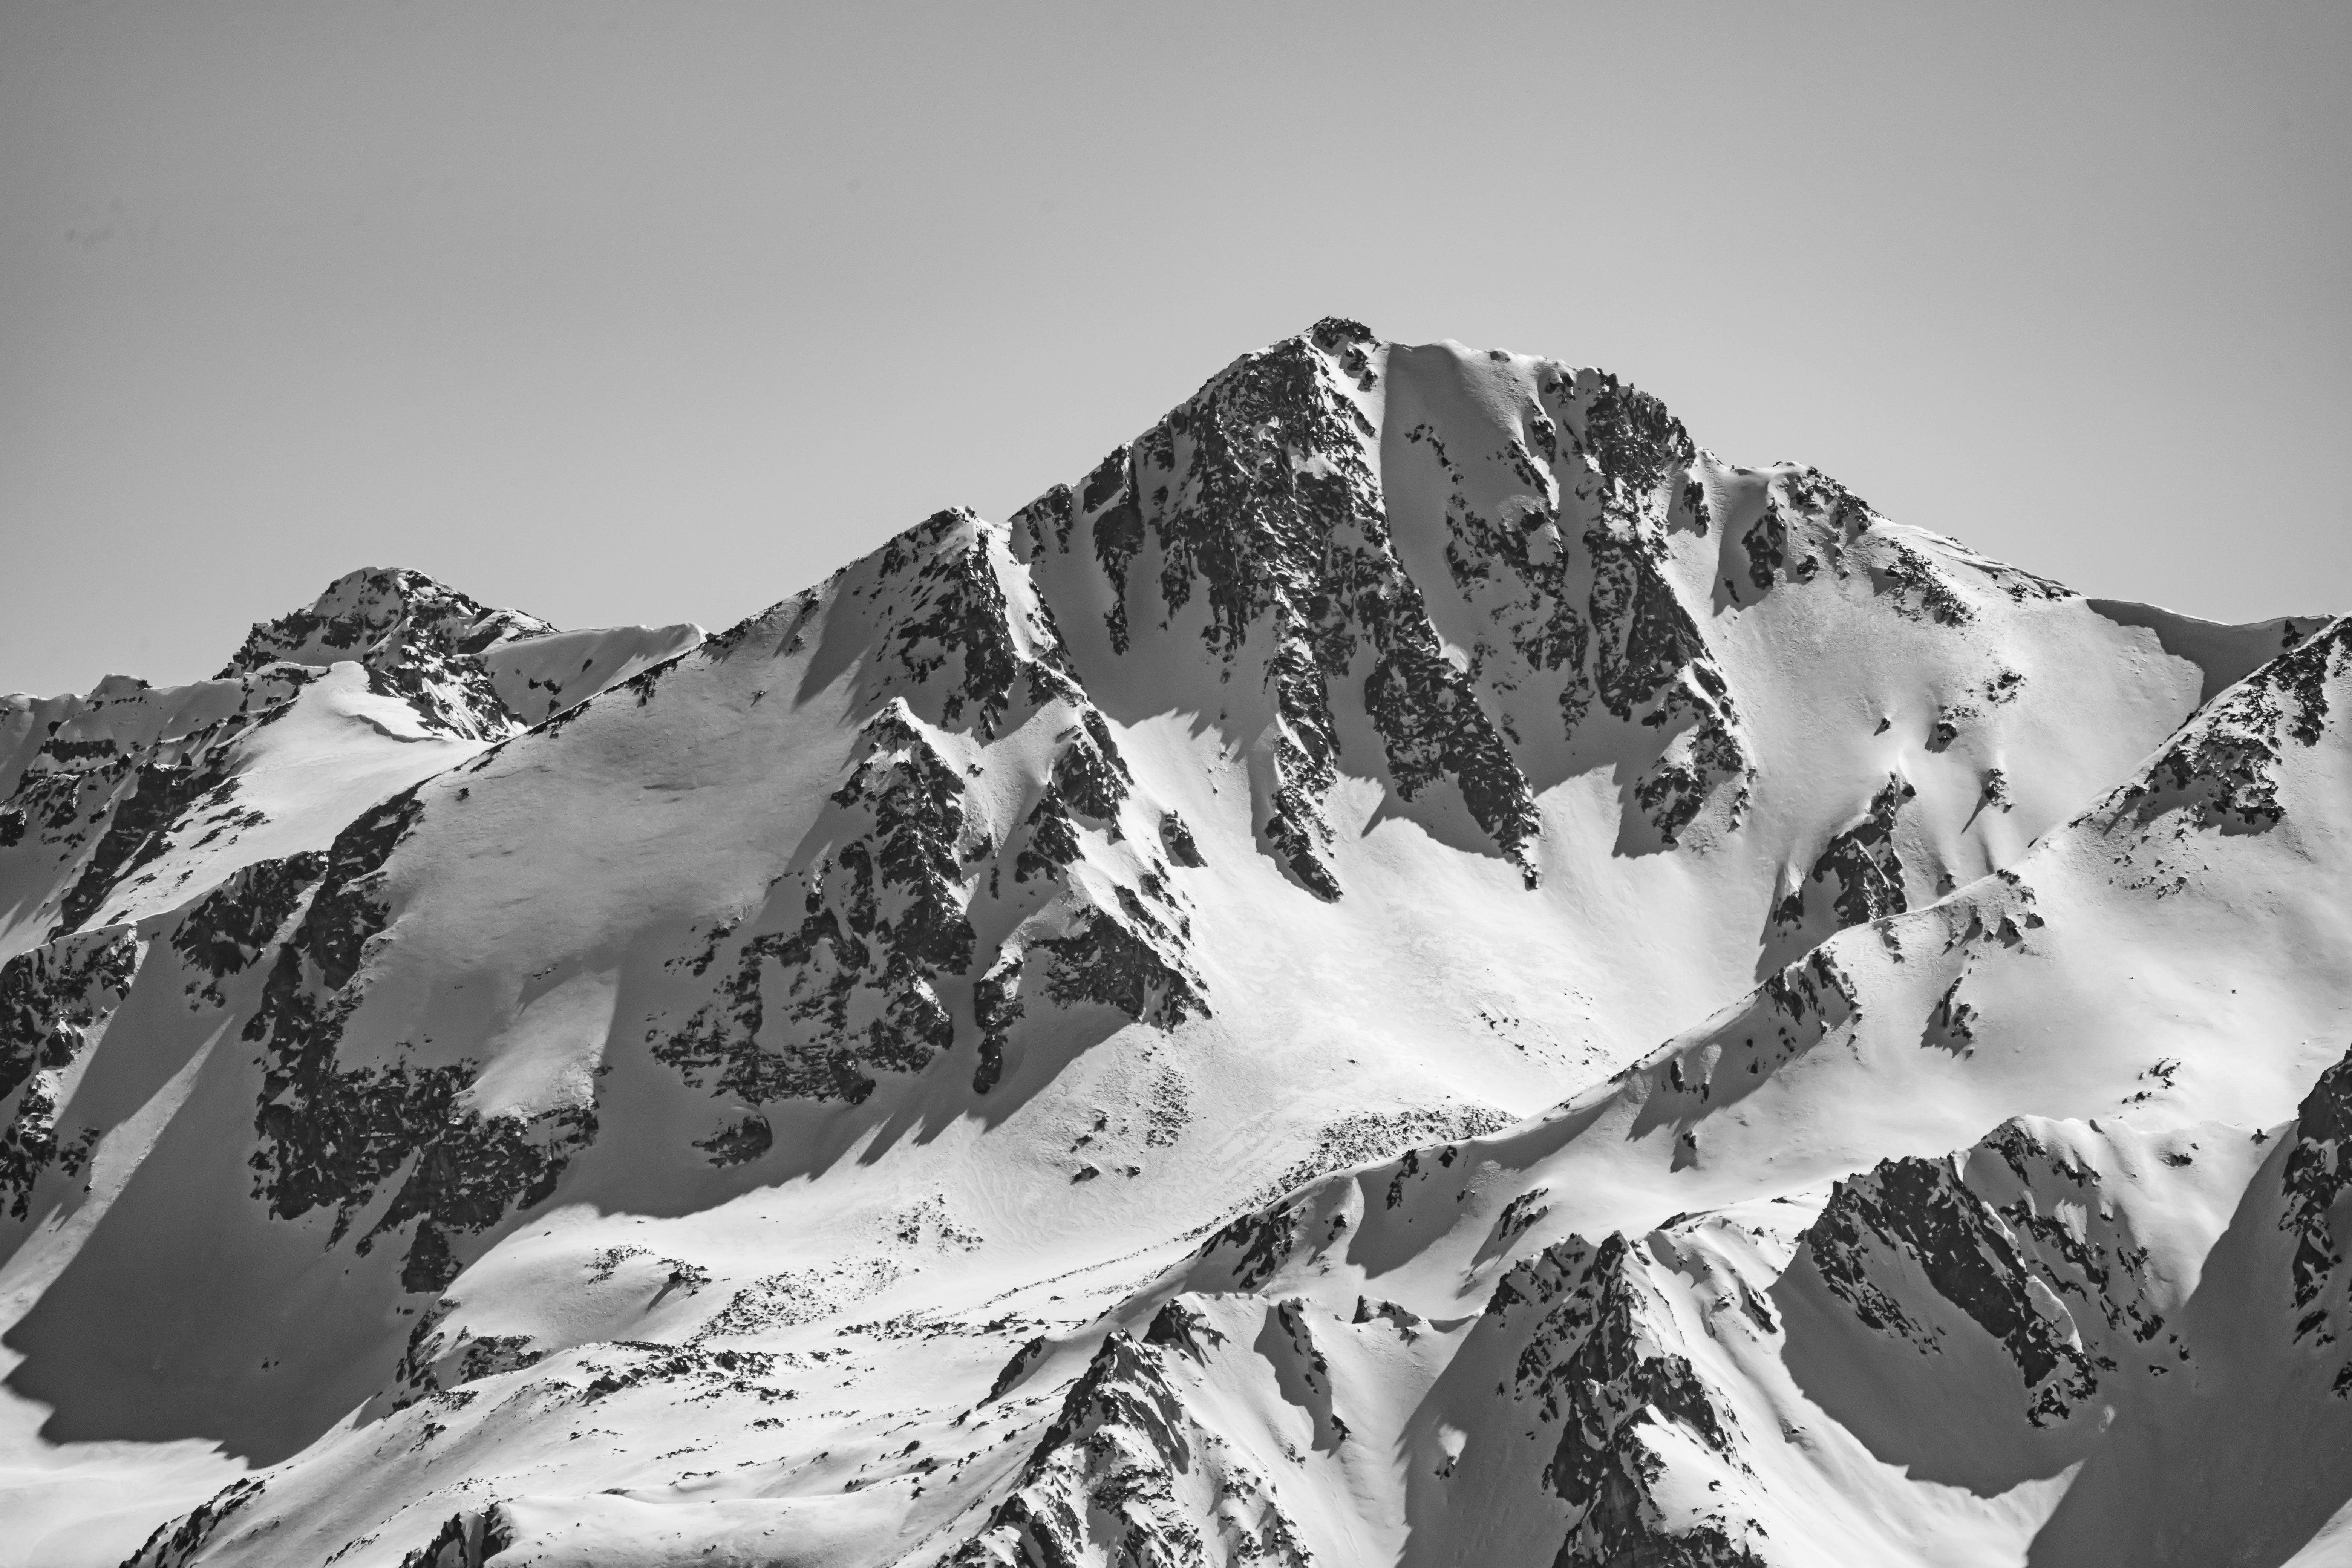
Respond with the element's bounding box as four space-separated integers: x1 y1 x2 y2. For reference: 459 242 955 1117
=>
3 1 2346 698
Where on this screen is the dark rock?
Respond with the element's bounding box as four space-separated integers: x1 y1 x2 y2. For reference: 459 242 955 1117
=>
1039 323 1552 892
1797 1118 2171 1429
1031 906 1205 1031
694 1114 773 1167
217 566 544 742
1197 1199 1304 1292
651 704 973 1106
982 1335 1049 1403
0 926 138 1217
1777 776 1913 938
874 510 1076 738
1158 810 1205 868
1481 1233 1764 1566
52 762 214 933
1143 1299 1225 1361
170 851 327 1003
242 789 594 1291
2281 1041 2352 1336
116 1476 268 1568
2109 618 2345 833
951 1331 1312 1568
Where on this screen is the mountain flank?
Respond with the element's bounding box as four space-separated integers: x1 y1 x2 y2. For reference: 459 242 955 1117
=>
3 323 2346 1568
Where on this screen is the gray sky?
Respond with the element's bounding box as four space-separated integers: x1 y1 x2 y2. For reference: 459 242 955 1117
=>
3 1 2346 698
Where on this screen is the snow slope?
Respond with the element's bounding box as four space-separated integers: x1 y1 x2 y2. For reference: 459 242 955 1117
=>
2 323 2344 1568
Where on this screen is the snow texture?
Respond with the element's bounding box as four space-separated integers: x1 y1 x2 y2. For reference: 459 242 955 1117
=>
2 325 2347 1568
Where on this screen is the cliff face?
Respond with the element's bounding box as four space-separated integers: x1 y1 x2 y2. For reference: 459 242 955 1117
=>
3 322 2346 1568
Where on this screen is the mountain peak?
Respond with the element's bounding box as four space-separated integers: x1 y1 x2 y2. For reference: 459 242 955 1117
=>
215 565 554 681
9 327 2352 1568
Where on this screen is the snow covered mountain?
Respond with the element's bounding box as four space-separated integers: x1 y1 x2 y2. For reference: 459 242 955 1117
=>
3 320 2346 1568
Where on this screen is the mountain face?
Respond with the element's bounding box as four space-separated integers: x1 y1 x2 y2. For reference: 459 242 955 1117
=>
2 322 2347 1568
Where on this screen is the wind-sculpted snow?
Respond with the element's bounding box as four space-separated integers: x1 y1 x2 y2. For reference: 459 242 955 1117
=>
8 320 2352 1568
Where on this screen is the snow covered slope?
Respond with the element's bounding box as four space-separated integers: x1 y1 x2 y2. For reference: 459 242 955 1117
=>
3 323 2344 1568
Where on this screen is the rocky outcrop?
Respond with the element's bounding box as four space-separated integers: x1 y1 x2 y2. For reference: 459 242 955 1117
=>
243 790 594 1292
1630 947 1861 1115
1397 363 1756 850
2282 1045 2352 1362
651 522 1205 1127
1479 1232 1767 1566
0 925 138 1216
115 1477 268 1568
2104 616 2346 832
858 508 1081 739
0 570 690 956
216 567 552 743
168 851 325 1008
1800 1119 2176 1428
653 702 974 1105
389 1295 547 1407
3 669 305 941
1017 319 1545 892
1583 514 1750 847
649 686 1204 1119
951 1329 1315 1568
1773 775 1913 939
394 1506 513 1568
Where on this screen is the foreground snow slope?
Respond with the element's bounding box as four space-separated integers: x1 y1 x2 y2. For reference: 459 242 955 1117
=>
2 322 2343 1568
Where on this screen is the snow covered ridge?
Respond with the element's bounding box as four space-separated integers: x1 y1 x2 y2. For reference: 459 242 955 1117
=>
3 323 2350 1568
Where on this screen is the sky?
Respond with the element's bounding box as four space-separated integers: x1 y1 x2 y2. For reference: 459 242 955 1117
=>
2 0 2346 699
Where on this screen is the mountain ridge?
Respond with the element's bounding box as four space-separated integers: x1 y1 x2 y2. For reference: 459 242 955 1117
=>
2 320 2347 1568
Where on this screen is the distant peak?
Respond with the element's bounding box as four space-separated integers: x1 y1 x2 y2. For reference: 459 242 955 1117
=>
216 566 555 680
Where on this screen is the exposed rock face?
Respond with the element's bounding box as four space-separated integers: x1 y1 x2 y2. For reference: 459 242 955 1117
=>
242 790 595 1293
6 666 310 942
116 1477 268 1568
951 1325 1315 1568
1015 320 1545 892
1801 1121 2175 1428
1775 775 1913 939
0 568 700 951
2106 616 2346 831
392 1506 511 1568
16 318 2352 1568
653 703 978 1106
646 513 1205 1120
168 851 325 1007
1627 948 1862 1121
1012 326 1788 875
2282 1047 2352 1366
0 925 138 1214
1479 1233 1768 1566
214 566 553 742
